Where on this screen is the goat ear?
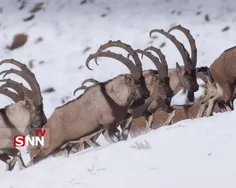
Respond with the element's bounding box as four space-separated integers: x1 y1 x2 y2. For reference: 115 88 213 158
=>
176 62 181 70
124 74 133 83
207 68 214 83
196 66 208 74
24 97 31 109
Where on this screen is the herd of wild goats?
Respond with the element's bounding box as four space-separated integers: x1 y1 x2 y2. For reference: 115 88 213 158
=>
0 25 236 172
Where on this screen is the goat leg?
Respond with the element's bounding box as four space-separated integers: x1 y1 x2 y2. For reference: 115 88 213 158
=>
4 148 26 171
84 130 102 147
70 143 85 154
0 154 12 171
164 110 176 125
5 160 11 171
85 138 100 147
196 101 208 118
68 142 88 155
51 147 68 157
102 130 115 144
13 152 26 170
230 100 234 110
222 83 234 110
205 96 216 116
63 140 99 157
66 138 100 155
226 101 234 111
218 100 232 111
65 144 76 157
225 103 233 111
120 115 133 141
145 114 153 131
69 133 101 154
100 127 120 144
220 104 228 112
62 130 102 156
107 125 121 143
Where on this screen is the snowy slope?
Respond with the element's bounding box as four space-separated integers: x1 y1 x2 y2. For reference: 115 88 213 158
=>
2 111 236 188
1 0 236 187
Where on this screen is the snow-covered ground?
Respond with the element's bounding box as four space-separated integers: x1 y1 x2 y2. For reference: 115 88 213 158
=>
1 0 236 187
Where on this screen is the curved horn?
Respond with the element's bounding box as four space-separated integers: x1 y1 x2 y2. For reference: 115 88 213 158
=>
0 88 21 102
149 29 193 71
0 68 36 90
143 46 167 66
81 78 99 87
143 46 168 77
0 59 43 105
86 50 141 80
0 79 31 100
73 78 100 96
73 86 88 96
168 25 197 68
131 49 168 79
93 40 143 72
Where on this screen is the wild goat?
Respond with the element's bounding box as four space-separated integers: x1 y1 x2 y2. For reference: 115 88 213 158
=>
0 59 46 171
41 25 204 157
149 25 199 102
204 46 236 110
27 40 150 165
75 25 200 139
60 32 200 154
83 26 199 132
85 44 173 140
130 101 227 138
53 47 174 156
129 72 229 137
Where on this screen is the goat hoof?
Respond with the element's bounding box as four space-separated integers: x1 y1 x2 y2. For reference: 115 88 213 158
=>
8 165 15 171
27 161 33 167
5 164 10 171
121 134 128 141
111 134 121 143
65 151 70 157
8 162 17 171
19 164 27 170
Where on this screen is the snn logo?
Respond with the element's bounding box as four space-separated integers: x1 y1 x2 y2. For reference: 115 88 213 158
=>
14 129 46 147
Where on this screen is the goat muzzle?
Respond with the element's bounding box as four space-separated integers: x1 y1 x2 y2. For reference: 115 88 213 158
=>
192 85 199 92
143 91 150 99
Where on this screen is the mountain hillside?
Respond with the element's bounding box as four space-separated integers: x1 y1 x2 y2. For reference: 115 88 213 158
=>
0 0 236 187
